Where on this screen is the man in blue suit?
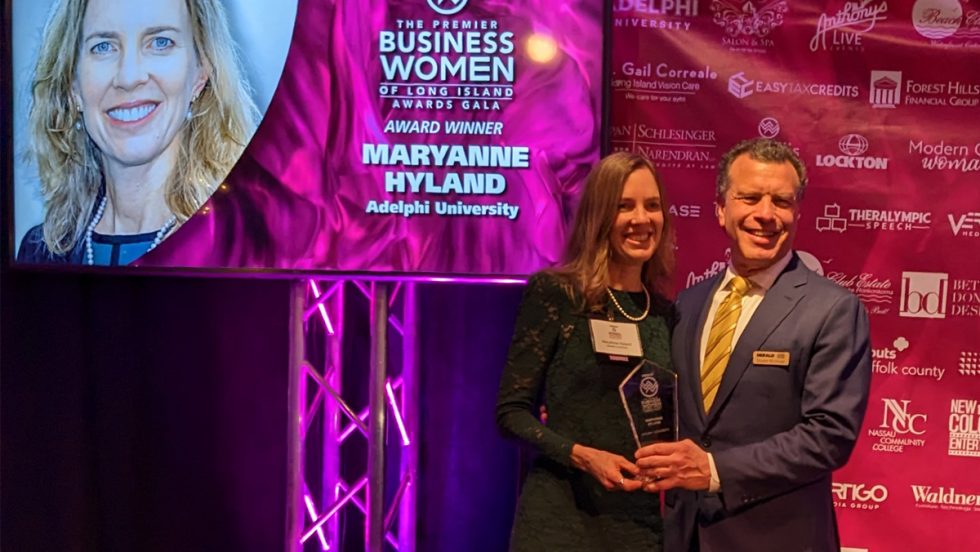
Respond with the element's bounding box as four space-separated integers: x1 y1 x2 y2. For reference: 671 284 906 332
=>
635 138 871 552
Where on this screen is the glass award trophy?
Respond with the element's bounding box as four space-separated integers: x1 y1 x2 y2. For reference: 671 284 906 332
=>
619 360 678 448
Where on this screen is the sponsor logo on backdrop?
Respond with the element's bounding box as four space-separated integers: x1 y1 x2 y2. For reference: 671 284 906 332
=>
868 398 927 453
949 211 980 236
687 248 729 288
614 0 701 31
833 482 888 510
613 61 718 104
900 272 948 318
841 548 870 552
961 351 980 376
909 138 980 173
871 336 947 381
870 70 901 108
815 134 889 170
869 70 980 108
911 485 980 512
711 0 788 53
911 0 980 47
757 116 780 138
816 204 931 233
427 0 467 16
609 125 718 170
828 271 894 315
728 72 860 99
899 273 980 318
810 1 889 51
949 398 980 457
668 204 703 218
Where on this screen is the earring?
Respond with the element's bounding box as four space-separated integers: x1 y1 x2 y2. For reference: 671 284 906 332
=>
75 119 82 131
186 107 193 121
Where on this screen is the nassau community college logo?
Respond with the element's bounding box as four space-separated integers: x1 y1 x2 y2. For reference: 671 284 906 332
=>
427 0 467 16
868 398 927 453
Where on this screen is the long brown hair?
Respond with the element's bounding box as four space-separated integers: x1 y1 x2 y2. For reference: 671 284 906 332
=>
550 152 675 312
29 0 258 254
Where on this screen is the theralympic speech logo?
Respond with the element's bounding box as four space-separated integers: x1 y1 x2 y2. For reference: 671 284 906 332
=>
427 0 467 16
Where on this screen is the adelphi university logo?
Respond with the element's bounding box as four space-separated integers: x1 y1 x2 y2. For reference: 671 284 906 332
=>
427 0 467 16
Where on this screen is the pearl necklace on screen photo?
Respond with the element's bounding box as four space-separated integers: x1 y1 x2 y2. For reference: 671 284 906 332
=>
84 196 178 266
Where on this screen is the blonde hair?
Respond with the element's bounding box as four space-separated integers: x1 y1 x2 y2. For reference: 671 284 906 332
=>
550 152 676 312
29 0 258 254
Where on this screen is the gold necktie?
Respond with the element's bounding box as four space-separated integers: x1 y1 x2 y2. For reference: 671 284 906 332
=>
701 275 752 412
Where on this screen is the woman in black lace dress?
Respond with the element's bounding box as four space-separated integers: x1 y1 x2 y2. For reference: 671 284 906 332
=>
496 152 675 551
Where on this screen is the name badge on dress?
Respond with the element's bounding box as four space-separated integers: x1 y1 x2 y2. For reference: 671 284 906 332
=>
753 350 791 367
588 319 643 361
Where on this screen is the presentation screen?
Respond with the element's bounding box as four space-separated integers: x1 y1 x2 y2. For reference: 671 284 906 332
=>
8 0 605 279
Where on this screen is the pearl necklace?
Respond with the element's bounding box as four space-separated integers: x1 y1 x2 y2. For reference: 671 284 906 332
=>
605 285 650 322
84 196 178 265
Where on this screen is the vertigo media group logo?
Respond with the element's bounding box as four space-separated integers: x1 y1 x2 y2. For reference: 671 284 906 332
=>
870 71 902 108
900 272 949 319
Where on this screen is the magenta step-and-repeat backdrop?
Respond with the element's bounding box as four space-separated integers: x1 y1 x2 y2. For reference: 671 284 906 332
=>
611 1 980 550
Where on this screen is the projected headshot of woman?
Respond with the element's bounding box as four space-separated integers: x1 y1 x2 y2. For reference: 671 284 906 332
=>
18 0 257 265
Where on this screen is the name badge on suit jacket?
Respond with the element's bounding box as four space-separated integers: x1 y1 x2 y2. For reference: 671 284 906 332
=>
588 319 643 361
753 350 791 367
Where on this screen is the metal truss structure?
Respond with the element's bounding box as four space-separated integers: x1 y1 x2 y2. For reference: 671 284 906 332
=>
286 280 418 552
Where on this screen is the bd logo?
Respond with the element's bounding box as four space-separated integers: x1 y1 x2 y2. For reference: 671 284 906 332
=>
900 271 948 319
428 0 467 15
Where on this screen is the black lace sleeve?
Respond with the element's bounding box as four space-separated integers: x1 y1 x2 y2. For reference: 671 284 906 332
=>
495 272 576 466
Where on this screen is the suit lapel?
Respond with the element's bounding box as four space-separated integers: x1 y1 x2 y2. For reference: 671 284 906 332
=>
682 274 722 426
705 255 809 424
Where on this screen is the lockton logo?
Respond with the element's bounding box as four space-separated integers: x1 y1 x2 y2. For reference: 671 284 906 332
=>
758 116 780 138
948 398 980 457
729 72 755 98
900 272 949 319
815 134 889 170
911 0 963 39
961 351 980 376
427 0 467 15
949 211 980 237
810 1 889 51
870 70 902 108
833 482 889 510
868 398 928 453
815 204 931 233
